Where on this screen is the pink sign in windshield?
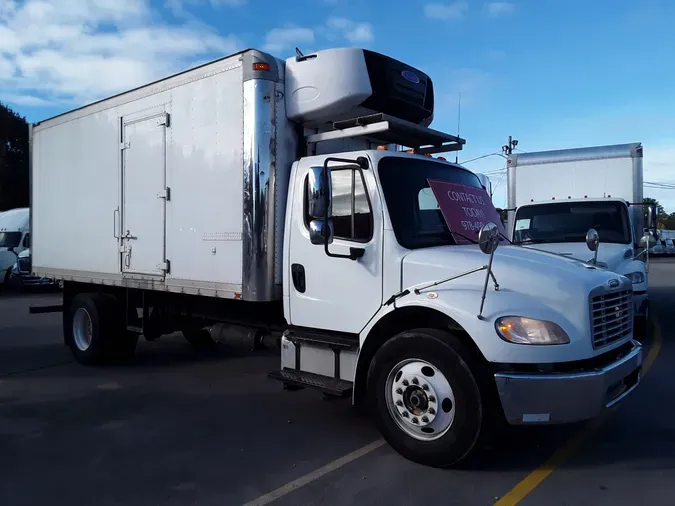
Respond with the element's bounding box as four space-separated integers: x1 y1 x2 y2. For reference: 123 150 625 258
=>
427 179 506 244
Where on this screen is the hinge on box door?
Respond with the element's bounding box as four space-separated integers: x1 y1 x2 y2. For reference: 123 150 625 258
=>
156 114 170 127
157 187 171 201
159 260 171 274
120 141 130 150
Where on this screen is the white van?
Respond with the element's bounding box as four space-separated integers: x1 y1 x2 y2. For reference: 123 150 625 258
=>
0 207 30 286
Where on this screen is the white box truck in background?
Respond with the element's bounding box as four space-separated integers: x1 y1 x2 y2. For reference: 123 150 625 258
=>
0 207 30 287
29 48 643 467
506 143 658 338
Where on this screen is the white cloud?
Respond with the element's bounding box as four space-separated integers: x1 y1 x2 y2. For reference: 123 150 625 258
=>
164 0 246 17
424 2 468 21
262 27 315 54
484 2 515 18
326 17 374 44
433 67 494 110
0 93 52 106
262 18 375 55
0 0 242 108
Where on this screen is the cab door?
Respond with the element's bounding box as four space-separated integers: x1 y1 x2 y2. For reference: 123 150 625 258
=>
287 156 383 334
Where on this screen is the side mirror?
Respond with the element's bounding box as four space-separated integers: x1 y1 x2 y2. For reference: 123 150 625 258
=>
647 205 659 231
586 228 600 265
585 228 599 252
640 233 656 249
478 222 500 255
309 219 333 246
307 166 332 219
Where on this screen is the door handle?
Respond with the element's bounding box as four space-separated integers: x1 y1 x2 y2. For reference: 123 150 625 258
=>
291 263 306 293
113 209 120 239
123 230 137 240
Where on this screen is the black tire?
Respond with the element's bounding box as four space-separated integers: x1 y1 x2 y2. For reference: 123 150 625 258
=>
182 327 217 347
367 328 484 468
634 306 649 341
0 268 11 291
65 293 137 365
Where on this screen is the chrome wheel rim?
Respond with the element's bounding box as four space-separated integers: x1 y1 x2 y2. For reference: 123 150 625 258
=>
385 359 456 441
73 308 93 351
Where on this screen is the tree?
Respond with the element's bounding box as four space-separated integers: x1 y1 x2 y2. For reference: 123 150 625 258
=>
642 197 670 228
0 101 29 211
661 212 675 230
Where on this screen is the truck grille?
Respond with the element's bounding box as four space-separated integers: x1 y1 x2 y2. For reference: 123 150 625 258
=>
591 289 633 348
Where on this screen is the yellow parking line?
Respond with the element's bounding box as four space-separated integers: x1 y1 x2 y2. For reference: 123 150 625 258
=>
494 318 663 506
242 439 385 506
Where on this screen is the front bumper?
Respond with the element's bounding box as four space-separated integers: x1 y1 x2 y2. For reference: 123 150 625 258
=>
494 340 643 425
9 271 57 289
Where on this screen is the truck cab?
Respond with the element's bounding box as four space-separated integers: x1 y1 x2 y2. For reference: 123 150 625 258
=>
506 145 655 337
0 207 30 287
509 197 650 334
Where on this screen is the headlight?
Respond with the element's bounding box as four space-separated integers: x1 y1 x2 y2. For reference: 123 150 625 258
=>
625 271 645 284
496 316 570 345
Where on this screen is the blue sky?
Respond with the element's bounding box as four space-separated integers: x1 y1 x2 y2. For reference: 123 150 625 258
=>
1 0 674 209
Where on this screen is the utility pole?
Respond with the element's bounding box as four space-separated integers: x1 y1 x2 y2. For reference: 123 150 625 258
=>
502 135 518 156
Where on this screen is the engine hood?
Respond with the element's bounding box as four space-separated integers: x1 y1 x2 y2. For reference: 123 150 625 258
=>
398 244 634 364
402 244 618 296
520 242 632 271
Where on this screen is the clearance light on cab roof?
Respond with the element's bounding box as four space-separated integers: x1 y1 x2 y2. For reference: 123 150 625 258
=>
253 62 270 71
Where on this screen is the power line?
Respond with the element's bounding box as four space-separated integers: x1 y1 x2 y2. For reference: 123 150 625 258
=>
459 152 506 164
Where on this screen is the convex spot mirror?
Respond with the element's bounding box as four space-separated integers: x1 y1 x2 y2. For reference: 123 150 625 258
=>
478 222 500 255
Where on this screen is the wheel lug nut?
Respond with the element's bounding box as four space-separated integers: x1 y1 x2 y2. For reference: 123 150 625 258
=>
422 416 429 423
428 408 435 415
429 396 436 403
396 388 403 395
412 377 419 385
396 400 403 407
402 411 409 417
412 417 419 424
402 380 409 386
422 384 429 391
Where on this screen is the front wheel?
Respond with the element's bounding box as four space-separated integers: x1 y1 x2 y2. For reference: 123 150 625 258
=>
634 305 649 341
367 328 484 468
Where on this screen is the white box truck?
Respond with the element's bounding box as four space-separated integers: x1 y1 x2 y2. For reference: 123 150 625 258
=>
29 48 643 467
507 144 658 338
0 207 30 287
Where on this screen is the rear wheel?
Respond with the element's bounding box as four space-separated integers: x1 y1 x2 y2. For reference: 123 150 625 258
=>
66 293 137 365
367 328 484 468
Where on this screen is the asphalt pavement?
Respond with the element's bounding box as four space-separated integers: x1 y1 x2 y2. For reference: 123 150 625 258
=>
0 259 673 506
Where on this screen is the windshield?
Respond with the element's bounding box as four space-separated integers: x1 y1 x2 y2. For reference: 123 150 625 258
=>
0 231 21 248
513 201 632 245
378 156 484 249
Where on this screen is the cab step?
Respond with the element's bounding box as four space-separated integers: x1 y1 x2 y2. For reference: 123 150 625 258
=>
268 369 353 397
284 327 359 349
